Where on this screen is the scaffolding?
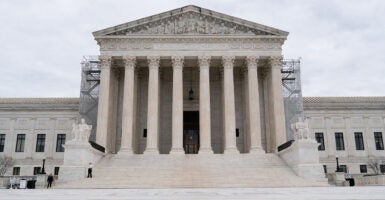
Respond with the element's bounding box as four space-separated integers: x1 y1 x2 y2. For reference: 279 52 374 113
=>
282 59 304 140
78 56 304 142
79 56 101 142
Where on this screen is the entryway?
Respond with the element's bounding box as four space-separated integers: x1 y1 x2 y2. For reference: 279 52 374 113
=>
183 111 199 154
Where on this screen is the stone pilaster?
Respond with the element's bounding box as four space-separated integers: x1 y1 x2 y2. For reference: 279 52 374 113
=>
95 55 112 150
222 56 239 154
144 56 160 154
198 56 213 154
119 56 136 155
246 56 264 153
269 56 287 152
170 56 184 154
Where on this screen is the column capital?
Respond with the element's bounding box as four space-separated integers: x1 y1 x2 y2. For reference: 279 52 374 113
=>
222 56 235 69
171 56 184 70
99 55 112 69
198 56 211 69
148 56 160 69
123 56 136 70
270 56 283 68
246 56 259 70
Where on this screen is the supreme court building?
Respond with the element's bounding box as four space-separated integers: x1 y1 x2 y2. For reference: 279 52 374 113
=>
1 5 384 188
93 5 287 155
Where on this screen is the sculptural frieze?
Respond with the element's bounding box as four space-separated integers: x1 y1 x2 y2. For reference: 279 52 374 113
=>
108 13 273 36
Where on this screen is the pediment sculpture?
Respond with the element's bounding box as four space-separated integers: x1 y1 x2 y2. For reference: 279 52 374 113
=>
108 12 273 36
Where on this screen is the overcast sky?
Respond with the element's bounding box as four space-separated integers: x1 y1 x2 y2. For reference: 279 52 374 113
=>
1 0 384 97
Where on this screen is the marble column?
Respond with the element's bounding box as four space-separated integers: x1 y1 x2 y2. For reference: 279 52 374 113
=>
170 56 184 154
222 56 239 154
144 56 160 154
119 56 136 155
269 56 287 151
199 56 213 154
95 55 112 150
246 56 264 153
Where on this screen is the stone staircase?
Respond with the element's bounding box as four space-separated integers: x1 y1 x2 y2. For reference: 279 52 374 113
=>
57 153 328 188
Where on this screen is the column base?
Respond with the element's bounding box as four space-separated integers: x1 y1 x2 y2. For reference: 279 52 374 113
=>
198 148 213 154
117 148 134 156
224 148 239 154
170 148 185 155
249 147 265 154
143 148 159 155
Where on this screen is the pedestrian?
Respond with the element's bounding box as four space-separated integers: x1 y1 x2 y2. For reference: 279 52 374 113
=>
47 173 54 188
87 162 93 178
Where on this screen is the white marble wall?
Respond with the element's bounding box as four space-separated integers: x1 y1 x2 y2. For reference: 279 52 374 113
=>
304 98 385 175
0 99 78 176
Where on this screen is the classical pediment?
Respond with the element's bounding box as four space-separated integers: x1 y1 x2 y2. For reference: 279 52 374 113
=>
93 5 288 37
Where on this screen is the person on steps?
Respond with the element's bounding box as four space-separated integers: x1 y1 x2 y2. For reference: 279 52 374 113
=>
87 162 93 178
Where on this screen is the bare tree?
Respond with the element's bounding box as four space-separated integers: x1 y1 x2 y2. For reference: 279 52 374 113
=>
368 159 384 175
0 156 14 176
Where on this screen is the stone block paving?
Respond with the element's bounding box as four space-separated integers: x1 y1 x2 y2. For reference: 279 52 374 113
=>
1 187 385 200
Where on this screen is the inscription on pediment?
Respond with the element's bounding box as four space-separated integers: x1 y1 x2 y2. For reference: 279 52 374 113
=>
109 12 273 36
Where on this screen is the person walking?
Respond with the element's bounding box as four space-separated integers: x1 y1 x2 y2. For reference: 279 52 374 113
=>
47 173 54 188
87 162 93 178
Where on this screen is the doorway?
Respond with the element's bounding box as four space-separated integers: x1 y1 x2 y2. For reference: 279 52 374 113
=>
183 111 199 154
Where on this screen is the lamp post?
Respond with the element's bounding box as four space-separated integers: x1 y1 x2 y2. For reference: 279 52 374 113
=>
41 158 46 174
335 155 341 172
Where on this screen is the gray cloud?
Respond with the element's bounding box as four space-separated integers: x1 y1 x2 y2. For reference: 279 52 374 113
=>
0 0 384 97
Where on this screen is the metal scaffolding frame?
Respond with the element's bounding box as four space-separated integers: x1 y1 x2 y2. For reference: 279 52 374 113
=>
79 56 101 142
78 56 304 142
282 59 304 140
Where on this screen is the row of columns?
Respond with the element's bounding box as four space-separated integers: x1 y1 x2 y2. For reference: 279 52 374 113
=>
96 55 285 154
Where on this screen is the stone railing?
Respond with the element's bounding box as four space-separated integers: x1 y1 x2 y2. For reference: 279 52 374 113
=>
354 175 385 186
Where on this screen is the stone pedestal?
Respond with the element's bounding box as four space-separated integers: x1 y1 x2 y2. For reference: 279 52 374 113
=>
59 141 104 182
36 174 48 188
278 139 326 182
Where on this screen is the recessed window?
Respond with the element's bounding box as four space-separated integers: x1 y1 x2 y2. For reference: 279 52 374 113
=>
56 134 66 152
374 132 384 150
360 165 367 173
33 167 41 175
143 129 147 138
339 165 347 173
354 132 365 150
54 167 60 176
0 134 5 152
15 134 25 152
315 132 325 151
335 132 345 151
380 165 385 173
35 134 46 152
236 128 239 137
13 167 20 175
323 165 327 173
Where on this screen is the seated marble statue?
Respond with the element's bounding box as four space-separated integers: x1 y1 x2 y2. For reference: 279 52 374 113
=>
70 118 92 143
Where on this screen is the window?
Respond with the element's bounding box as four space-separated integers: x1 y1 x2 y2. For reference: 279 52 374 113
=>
339 165 347 173
360 165 367 173
13 167 20 175
236 128 239 137
323 165 327 173
335 132 345 151
35 134 46 152
143 129 147 138
315 132 325 151
15 134 25 152
54 167 60 176
380 165 385 173
354 132 365 150
56 134 66 152
33 167 41 175
374 132 384 150
0 134 5 152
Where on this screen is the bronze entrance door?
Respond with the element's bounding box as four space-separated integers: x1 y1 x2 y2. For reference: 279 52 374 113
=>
183 111 199 154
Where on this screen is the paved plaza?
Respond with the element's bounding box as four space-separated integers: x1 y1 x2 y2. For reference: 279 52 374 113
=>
1 187 385 200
